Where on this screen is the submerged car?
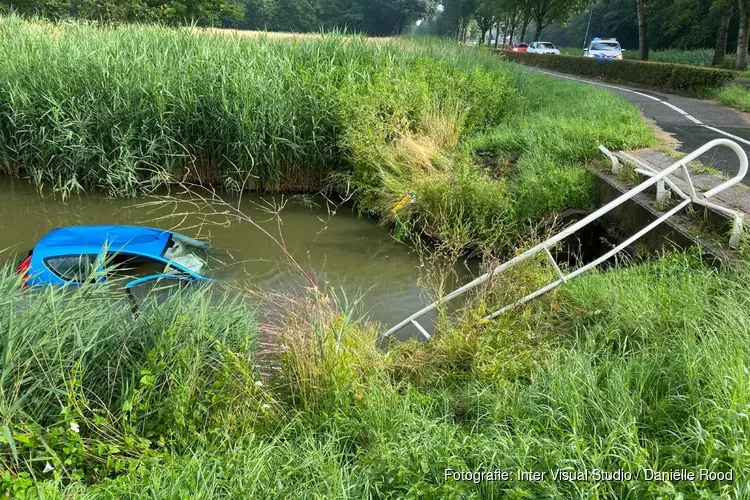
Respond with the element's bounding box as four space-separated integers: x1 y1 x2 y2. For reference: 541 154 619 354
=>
15 225 213 293
527 42 560 55
583 38 623 60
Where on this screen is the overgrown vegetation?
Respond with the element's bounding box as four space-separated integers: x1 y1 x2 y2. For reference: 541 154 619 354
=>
3 251 749 497
715 84 750 112
0 16 652 250
505 51 737 96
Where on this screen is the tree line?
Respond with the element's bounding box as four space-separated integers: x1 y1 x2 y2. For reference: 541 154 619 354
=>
1 0 435 35
4 0 750 69
415 0 750 70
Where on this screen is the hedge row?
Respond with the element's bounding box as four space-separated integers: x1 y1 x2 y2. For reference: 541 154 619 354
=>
503 52 736 96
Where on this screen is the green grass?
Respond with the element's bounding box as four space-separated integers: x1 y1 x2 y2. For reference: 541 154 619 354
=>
4 251 749 497
715 84 750 112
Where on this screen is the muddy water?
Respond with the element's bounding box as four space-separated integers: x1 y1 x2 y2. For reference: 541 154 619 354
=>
0 178 468 337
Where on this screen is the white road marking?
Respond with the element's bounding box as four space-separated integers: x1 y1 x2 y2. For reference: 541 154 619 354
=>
701 125 750 146
534 69 750 148
662 102 688 115
631 91 661 101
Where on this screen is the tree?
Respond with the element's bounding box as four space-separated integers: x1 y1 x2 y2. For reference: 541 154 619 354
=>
474 0 496 43
359 0 437 35
529 0 582 41
635 0 649 59
738 0 750 69
146 0 245 26
5 0 73 18
236 0 278 29
270 0 319 31
712 0 734 66
77 0 149 23
519 1 533 40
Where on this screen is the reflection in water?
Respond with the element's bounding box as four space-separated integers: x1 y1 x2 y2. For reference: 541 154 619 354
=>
0 177 470 336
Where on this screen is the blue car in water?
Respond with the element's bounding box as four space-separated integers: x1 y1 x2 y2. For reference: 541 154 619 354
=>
15 225 212 294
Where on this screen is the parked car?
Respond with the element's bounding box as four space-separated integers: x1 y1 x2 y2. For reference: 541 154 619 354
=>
15 226 213 295
507 42 528 53
583 38 623 60
527 42 560 55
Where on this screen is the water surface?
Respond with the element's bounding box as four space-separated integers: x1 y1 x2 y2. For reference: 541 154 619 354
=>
0 178 463 337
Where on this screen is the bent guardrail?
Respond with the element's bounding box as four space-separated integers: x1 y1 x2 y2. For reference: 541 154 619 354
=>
385 138 747 340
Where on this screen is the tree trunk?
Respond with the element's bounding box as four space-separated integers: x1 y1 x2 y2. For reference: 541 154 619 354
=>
494 21 500 48
534 20 543 41
520 18 530 42
636 0 649 60
738 0 750 70
712 0 734 66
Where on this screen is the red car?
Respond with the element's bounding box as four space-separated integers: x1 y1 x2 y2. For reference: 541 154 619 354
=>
508 42 528 53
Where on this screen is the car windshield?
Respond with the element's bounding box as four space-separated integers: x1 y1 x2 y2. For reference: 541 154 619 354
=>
591 42 620 51
517 43 528 48
163 234 209 275
539 43 555 48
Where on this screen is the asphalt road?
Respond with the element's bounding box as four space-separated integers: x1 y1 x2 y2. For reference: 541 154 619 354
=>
528 68 750 185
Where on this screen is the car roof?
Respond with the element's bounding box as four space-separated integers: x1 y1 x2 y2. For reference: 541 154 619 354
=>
34 225 172 261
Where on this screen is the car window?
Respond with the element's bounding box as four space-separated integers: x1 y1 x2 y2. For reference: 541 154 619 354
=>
540 43 554 48
591 42 620 51
162 234 209 275
519 43 528 48
126 275 191 306
45 255 98 282
108 254 173 280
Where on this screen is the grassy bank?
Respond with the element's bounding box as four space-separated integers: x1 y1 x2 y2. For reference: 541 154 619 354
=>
715 85 750 112
0 16 653 250
3 251 749 497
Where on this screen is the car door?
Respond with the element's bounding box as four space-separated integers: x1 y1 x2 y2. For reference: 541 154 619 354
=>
124 273 196 314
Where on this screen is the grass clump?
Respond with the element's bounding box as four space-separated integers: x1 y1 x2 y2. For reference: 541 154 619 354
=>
715 84 750 112
0 270 269 492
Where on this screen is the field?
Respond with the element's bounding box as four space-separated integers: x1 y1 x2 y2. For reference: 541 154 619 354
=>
1 17 749 498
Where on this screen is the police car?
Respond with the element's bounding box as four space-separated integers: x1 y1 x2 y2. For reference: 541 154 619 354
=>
583 37 623 60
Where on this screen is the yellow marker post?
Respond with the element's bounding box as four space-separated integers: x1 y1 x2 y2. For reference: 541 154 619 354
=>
392 192 415 214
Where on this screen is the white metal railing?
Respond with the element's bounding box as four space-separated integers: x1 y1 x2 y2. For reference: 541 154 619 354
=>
385 139 748 340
